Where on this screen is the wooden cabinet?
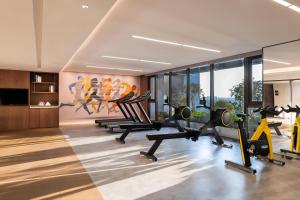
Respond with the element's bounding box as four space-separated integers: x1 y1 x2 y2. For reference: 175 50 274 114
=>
29 108 59 128
40 108 59 128
0 70 29 88
29 108 40 128
0 106 29 130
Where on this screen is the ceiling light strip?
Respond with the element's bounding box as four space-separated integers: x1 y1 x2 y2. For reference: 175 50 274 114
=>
132 35 181 46
102 55 138 61
263 58 291 65
273 0 300 13
86 65 143 72
131 35 221 53
273 0 291 7
264 66 300 74
102 55 171 65
289 5 300 13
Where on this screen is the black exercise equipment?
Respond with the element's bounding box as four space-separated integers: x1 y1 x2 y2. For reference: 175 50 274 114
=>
280 105 300 159
162 105 192 132
225 106 285 174
107 91 151 132
95 92 136 127
140 102 233 161
115 91 162 143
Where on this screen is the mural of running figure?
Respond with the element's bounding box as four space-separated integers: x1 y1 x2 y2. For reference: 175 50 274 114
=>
60 75 139 115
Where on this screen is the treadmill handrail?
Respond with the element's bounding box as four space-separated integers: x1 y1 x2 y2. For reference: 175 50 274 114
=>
121 91 151 103
109 91 134 103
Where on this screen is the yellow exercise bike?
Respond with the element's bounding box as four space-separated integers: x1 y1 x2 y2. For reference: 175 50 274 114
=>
280 105 300 159
225 106 285 174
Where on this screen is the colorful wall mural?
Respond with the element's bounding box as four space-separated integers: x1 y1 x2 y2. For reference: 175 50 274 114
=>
59 72 140 123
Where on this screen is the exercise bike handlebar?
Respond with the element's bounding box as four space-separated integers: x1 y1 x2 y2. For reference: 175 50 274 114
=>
281 105 300 113
254 106 282 116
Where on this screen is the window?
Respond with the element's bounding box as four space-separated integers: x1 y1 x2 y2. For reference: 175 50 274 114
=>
214 59 244 114
171 70 187 107
156 73 170 121
251 57 263 102
189 66 210 123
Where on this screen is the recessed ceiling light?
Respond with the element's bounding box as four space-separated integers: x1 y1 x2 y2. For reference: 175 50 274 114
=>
273 0 292 7
263 58 291 65
81 4 89 9
132 35 181 46
102 55 138 61
131 35 221 53
264 66 300 74
182 44 221 53
102 55 172 65
86 65 143 72
289 5 300 13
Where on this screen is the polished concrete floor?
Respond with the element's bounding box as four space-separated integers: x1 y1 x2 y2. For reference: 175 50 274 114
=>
0 128 102 200
61 125 300 200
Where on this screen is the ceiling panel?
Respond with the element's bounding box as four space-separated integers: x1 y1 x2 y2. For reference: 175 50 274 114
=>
64 0 300 75
0 0 37 70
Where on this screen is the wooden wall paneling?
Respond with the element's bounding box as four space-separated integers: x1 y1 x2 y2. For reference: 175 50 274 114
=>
0 106 29 131
0 70 30 88
39 108 59 128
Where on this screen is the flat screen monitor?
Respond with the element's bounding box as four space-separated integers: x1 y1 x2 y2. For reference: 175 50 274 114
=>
0 89 28 105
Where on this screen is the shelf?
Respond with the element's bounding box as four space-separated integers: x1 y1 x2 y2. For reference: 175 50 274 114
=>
32 82 56 84
32 92 57 94
30 105 59 109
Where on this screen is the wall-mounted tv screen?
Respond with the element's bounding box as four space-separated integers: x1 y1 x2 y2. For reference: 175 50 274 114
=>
0 89 28 105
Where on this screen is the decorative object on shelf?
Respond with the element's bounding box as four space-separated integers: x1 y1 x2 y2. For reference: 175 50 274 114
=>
35 75 42 83
49 85 55 93
38 101 45 106
45 101 51 106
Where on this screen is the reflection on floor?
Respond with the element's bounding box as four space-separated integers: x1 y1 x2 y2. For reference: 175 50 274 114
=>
62 125 300 200
268 117 293 137
0 128 102 200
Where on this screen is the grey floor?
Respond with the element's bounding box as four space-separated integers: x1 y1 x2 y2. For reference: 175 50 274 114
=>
61 125 300 200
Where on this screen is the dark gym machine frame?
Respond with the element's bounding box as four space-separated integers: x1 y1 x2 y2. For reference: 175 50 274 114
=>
116 91 162 143
108 91 151 132
95 91 136 127
140 102 233 162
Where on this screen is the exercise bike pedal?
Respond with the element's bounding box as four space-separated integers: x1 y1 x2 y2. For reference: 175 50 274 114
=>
225 160 256 174
212 141 233 149
140 151 158 162
115 137 125 144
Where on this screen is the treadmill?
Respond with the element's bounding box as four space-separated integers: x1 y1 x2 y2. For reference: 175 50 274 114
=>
106 91 149 132
115 91 162 143
95 91 135 127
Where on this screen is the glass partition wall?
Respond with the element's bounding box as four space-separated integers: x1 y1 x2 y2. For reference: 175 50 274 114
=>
263 39 300 138
148 54 263 135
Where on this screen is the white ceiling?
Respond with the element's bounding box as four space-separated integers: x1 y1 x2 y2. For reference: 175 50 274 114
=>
0 0 300 75
0 0 117 72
